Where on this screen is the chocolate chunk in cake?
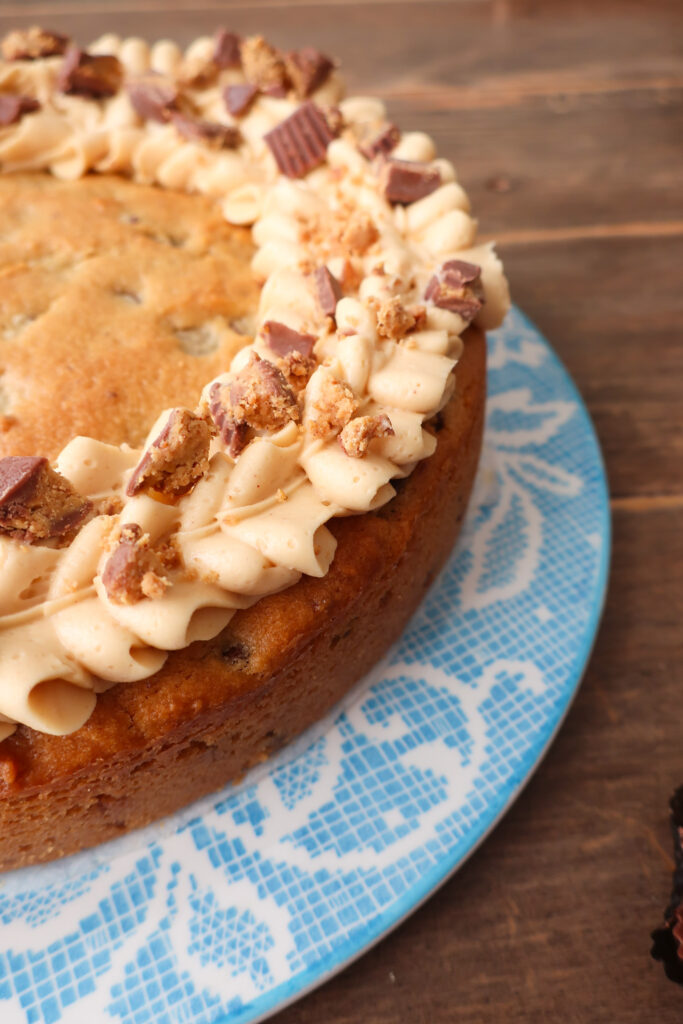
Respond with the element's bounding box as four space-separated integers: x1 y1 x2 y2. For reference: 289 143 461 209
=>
0 95 40 126
313 266 342 319
101 523 174 605
307 376 359 441
339 413 394 458
127 408 213 500
170 111 241 149
360 123 401 160
424 259 484 322
223 82 258 117
213 28 242 70
285 48 334 98
127 72 180 123
0 455 92 543
240 35 288 92
381 158 442 205
261 321 315 359
1 26 69 61
264 101 338 178
57 45 123 98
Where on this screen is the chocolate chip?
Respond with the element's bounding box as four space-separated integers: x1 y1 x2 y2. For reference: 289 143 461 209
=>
381 158 441 205
0 94 40 126
424 259 484 321
264 100 338 178
313 266 342 319
285 48 334 98
213 28 242 69
127 408 212 500
127 72 180 123
170 111 241 149
58 45 122 99
1 27 69 61
220 639 250 667
262 83 288 98
223 82 258 117
262 321 316 358
0 455 92 544
360 123 400 160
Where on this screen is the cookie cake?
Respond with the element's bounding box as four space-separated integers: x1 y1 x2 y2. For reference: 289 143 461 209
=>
0 26 509 869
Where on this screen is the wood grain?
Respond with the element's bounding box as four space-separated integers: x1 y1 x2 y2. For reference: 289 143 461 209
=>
1 0 681 1020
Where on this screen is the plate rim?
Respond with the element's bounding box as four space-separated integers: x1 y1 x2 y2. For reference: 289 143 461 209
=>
208 305 613 1024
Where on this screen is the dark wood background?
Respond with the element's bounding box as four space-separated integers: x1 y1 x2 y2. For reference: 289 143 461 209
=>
4 1 682 1020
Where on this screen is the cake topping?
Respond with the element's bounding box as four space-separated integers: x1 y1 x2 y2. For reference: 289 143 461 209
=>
359 123 401 160
210 354 300 450
264 101 337 178
127 72 180 123
170 111 241 149
285 48 334 98
0 95 40 126
1 26 69 61
240 35 288 92
339 413 394 458
376 297 425 339
262 321 316 358
208 389 248 458
213 29 242 69
101 523 173 605
0 456 92 543
277 351 317 393
381 158 442 205
57 45 123 98
307 374 359 440
424 259 484 321
127 408 213 500
340 211 379 255
223 82 258 117
313 266 343 318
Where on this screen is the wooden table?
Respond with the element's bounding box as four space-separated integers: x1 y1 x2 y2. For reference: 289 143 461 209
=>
5 1 682 1019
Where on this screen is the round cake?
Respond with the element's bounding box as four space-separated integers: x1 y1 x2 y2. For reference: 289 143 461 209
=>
0 26 508 870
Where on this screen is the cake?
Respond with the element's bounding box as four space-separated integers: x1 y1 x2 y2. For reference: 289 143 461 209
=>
0 26 508 870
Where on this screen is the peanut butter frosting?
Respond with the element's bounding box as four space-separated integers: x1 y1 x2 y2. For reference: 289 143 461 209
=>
0 27 510 741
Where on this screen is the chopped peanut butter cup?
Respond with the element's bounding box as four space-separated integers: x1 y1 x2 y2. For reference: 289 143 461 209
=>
58 45 122 98
223 82 258 117
359 123 400 160
170 111 241 149
262 321 316 358
264 101 338 178
0 455 92 543
339 414 394 458
424 259 484 321
285 48 334 99
213 28 242 70
381 158 442 205
1 26 69 61
127 409 213 501
0 95 40 126
127 72 180 123
101 523 174 605
313 266 343 319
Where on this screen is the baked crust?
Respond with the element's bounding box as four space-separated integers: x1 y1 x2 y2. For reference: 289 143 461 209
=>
0 325 485 870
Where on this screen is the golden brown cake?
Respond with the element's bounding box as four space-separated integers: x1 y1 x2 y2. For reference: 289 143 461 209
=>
0 27 508 870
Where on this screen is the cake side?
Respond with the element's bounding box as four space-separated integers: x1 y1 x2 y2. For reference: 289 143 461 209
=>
0 325 485 870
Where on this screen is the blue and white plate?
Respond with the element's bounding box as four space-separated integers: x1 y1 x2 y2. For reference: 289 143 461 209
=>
0 308 610 1024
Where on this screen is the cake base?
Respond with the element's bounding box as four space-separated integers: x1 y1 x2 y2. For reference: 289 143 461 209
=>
0 326 486 871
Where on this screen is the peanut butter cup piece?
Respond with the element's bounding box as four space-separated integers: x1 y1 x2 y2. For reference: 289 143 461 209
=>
127 408 212 500
209 353 300 457
58 45 122 98
424 259 484 321
285 48 334 98
381 158 441 205
213 29 242 69
240 35 288 92
313 266 342 319
101 523 173 605
339 413 394 458
223 82 258 117
127 72 180 123
1 27 69 61
264 101 338 178
0 94 40 126
170 111 241 149
359 123 400 160
0 455 92 543
262 321 316 358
